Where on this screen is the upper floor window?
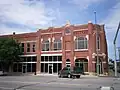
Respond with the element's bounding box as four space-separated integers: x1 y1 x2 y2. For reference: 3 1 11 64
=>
27 43 30 52
21 43 24 52
53 39 61 50
32 42 36 52
75 37 88 49
97 36 100 50
42 40 49 51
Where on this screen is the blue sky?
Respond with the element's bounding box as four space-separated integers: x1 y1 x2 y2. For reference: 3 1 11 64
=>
0 0 120 60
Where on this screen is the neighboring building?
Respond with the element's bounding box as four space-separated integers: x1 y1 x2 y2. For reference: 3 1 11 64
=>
0 21 108 75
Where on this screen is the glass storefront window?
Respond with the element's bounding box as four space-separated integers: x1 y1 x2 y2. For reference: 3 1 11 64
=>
53 56 57 61
53 63 57 73
45 63 48 73
32 57 36 62
27 63 31 72
45 56 48 61
27 57 31 62
41 63 44 72
58 56 62 61
18 63 22 72
40 56 62 73
49 56 52 61
41 56 44 61
58 63 62 72
32 63 36 72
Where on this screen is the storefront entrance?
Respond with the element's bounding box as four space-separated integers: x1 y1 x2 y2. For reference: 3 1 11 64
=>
13 56 37 73
41 56 62 74
22 64 27 73
48 64 53 74
75 58 88 72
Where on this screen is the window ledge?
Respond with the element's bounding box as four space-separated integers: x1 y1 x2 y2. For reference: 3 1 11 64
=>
65 50 71 51
74 49 88 51
41 50 62 52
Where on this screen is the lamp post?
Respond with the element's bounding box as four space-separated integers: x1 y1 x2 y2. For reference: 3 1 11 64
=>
118 47 120 61
113 22 120 77
94 11 99 75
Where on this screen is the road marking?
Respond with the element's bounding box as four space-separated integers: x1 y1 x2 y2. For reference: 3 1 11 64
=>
0 80 94 87
0 86 13 90
0 80 38 84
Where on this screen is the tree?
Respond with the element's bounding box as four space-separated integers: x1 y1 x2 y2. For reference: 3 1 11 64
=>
0 37 22 72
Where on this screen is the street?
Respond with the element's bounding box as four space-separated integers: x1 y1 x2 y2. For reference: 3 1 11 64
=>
0 75 120 90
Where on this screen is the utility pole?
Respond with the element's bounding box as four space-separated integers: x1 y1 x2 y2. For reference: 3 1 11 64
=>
118 47 120 61
113 22 120 77
94 11 99 75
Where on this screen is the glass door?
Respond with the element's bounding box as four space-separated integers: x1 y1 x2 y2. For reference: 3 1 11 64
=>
49 64 53 74
22 63 27 73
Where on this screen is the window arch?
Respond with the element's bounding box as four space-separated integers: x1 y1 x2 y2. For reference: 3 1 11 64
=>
75 58 88 72
75 37 88 49
42 40 49 51
53 39 61 50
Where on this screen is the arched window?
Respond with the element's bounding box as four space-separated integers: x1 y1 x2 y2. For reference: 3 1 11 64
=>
75 58 88 72
42 40 49 51
75 37 88 49
53 39 61 50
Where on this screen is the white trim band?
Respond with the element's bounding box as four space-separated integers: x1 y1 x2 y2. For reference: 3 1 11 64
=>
41 53 62 56
41 61 62 63
21 40 37 43
74 28 88 32
20 54 37 57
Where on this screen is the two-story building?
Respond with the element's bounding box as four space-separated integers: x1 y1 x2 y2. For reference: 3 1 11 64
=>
0 21 108 75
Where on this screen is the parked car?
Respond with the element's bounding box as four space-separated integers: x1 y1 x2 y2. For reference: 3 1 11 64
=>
58 66 84 79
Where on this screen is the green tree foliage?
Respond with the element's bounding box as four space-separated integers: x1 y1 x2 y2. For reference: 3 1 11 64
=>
0 37 22 72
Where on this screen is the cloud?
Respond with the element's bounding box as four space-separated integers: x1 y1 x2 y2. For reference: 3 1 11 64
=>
0 23 33 35
68 0 104 10
0 0 57 34
103 2 120 31
101 2 120 59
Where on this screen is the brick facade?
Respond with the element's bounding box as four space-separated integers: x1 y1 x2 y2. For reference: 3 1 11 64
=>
0 21 108 75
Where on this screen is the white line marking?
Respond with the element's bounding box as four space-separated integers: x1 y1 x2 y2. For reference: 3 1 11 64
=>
0 86 13 90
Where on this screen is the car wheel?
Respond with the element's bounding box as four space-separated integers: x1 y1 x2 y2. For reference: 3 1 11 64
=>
76 75 80 78
72 75 75 79
67 74 71 78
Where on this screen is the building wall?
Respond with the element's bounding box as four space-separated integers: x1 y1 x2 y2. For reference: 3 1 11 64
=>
0 22 108 75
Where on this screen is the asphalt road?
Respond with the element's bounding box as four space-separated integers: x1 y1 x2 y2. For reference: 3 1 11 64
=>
0 75 120 90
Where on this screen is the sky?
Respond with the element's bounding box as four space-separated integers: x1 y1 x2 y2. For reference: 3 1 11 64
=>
0 0 120 60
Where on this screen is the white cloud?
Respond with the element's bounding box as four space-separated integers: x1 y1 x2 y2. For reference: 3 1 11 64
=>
0 24 33 35
103 2 120 31
69 0 104 10
101 2 120 59
0 0 56 34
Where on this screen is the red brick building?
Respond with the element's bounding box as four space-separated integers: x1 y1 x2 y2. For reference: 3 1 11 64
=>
0 21 108 75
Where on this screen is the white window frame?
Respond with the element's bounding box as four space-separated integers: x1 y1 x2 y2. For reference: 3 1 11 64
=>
42 40 50 51
75 37 88 50
53 39 61 50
